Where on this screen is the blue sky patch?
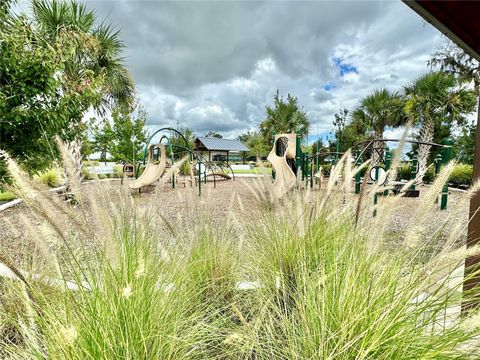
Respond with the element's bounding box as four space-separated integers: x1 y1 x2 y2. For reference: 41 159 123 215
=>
322 82 336 91
332 57 358 77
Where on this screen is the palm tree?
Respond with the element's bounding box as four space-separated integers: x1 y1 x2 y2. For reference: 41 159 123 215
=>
352 89 406 165
403 72 476 178
31 0 135 182
32 0 135 113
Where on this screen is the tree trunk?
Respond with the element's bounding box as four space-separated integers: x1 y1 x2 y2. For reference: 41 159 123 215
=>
63 140 84 192
371 132 384 167
416 117 435 183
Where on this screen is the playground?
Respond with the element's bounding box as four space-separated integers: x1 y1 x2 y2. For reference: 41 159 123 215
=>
0 127 478 358
0 163 469 266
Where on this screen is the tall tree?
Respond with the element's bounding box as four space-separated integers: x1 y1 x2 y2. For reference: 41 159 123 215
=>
204 130 222 138
352 89 406 164
0 4 99 173
31 0 135 178
109 106 147 163
454 121 476 164
429 40 480 164
32 0 135 114
404 72 476 177
91 120 114 164
238 130 269 163
260 90 309 139
332 108 348 152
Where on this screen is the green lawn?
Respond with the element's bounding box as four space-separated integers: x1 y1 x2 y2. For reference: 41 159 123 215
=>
232 168 272 174
0 191 16 202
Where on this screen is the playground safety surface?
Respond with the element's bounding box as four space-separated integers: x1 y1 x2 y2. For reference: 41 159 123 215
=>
0 179 468 269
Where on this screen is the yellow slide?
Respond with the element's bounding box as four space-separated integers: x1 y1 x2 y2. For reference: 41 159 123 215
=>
129 143 167 190
267 134 297 198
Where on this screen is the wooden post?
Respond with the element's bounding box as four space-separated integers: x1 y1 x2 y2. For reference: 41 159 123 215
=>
463 104 480 314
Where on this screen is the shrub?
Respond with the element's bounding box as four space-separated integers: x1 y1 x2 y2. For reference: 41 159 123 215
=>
113 165 123 177
449 164 473 188
422 166 435 183
319 163 332 177
179 161 191 176
81 168 96 181
1 155 480 359
0 158 13 189
83 160 99 166
34 168 61 188
98 173 106 180
396 164 412 181
0 191 16 202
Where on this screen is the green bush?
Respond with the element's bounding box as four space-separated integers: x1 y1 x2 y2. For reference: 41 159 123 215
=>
179 161 192 176
113 165 123 177
81 168 96 181
449 164 472 188
422 167 435 183
35 168 61 188
98 174 106 180
319 163 332 177
396 164 412 181
3 156 480 359
83 160 100 166
0 158 13 189
0 191 16 202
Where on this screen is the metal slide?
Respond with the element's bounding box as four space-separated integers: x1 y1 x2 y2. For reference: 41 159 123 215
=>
267 134 297 198
129 144 167 190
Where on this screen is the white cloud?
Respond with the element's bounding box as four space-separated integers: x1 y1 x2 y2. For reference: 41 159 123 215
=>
17 0 446 139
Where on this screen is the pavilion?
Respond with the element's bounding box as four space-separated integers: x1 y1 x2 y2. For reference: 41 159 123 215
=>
194 137 250 164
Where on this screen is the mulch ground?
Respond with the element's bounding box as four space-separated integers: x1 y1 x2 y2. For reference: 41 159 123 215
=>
0 178 470 268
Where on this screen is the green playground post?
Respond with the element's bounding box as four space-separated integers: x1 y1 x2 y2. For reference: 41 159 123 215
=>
441 139 452 210
295 132 301 177
354 148 361 194
410 155 418 191
434 153 442 204
198 165 202 196
271 130 276 179
384 148 391 196
310 157 314 188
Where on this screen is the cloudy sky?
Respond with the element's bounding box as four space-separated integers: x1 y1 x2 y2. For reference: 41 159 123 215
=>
16 0 445 141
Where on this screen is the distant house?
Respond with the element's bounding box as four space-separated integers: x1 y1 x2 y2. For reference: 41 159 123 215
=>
194 137 249 163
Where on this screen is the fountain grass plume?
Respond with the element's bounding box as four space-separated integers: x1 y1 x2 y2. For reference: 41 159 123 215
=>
2 147 480 358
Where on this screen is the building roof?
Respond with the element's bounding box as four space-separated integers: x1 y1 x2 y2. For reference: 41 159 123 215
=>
404 1 480 61
195 137 250 152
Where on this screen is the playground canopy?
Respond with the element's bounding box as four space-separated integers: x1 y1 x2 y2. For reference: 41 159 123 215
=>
195 137 249 163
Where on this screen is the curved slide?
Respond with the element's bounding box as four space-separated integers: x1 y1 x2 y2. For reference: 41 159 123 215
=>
129 144 167 190
268 134 297 198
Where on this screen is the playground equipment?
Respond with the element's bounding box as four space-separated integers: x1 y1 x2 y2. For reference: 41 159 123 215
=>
268 134 298 198
267 132 453 209
353 138 453 209
267 132 344 197
127 127 234 194
129 144 167 190
122 163 135 177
